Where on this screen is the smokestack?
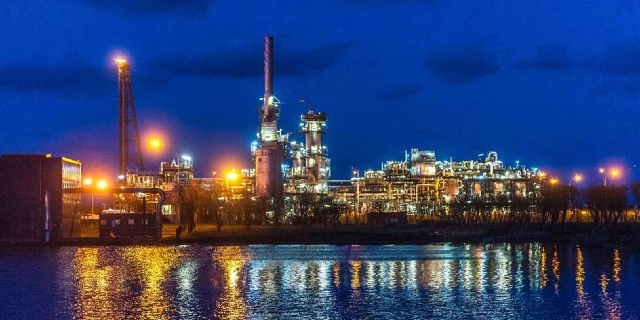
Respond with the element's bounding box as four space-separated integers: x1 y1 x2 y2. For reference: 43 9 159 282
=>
264 36 273 107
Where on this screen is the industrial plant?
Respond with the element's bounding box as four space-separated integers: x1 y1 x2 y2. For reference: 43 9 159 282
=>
0 36 547 242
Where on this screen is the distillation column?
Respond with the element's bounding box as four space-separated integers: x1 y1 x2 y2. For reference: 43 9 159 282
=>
300 110 330 193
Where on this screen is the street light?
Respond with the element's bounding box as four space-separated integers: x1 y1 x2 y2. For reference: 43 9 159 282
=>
569 174 582 187
149 138 184 184
599 168 619 186
226 169 238 195
97 180 108 189
226 170 238 181
150 138 187 225
85 179 107 215
84 178 94 214
549 178 559 185
150 139 161 149
352 169 360 224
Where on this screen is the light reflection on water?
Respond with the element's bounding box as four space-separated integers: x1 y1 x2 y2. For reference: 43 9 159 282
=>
1 243 640 319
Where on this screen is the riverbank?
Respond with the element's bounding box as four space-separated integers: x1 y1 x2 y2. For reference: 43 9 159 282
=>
17 222 640 248
168 223 640 248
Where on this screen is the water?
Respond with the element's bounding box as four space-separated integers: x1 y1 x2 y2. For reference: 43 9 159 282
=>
0 244 639 319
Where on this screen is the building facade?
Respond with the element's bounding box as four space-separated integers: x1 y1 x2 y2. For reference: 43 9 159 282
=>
0 154 82 242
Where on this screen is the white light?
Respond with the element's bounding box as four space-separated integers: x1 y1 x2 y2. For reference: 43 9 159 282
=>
182 155 192 161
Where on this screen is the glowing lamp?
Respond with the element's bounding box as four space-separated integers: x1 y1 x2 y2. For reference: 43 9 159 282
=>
97 180 108 189
226 171 238 181
150 139 161 149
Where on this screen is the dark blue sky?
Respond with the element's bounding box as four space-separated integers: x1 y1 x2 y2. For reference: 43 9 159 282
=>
2 0 640 184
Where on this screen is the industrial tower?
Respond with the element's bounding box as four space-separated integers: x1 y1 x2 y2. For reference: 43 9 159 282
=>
253 37 288 197
288 109 331 193
115 58 144 180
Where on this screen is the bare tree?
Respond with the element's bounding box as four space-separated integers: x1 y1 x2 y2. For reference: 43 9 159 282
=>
178 183 203 233
267 183 285 227
585 186 627 226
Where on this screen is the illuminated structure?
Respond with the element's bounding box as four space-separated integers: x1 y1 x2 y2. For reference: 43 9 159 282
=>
252 37 288 197
331 149 543 219
159 158 194 184
0 154 82 242
286 109 331 193
116 58 144 181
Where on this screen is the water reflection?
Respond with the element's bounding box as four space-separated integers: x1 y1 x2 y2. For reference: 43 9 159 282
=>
212 246 250 320
2 243 630 319
72 246 182 319
552 247 560 293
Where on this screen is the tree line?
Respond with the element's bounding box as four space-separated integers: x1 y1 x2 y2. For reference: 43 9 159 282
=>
172 180 640 232
174 182 349 233
443 182 640 226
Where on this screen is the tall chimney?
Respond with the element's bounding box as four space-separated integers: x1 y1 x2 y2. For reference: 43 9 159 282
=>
263 36 273 111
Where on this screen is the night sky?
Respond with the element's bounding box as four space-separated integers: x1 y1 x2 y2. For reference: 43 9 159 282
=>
2 1 640 184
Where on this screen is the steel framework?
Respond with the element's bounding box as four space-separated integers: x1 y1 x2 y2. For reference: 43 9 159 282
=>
116 59 144 178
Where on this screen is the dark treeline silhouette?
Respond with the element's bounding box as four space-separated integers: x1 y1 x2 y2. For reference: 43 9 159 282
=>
445 182 636 227
173 181 350 233
172 180 640 234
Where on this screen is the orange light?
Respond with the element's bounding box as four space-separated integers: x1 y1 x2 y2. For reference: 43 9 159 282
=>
226 171 238 181
574 174 582 182
114 58 127 64
611 169 619 177
150 139 161 149
97 180 108 189
84 178 93 186
550 178 559 185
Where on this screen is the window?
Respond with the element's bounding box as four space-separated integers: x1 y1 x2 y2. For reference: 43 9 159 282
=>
115 219 120 225
128 219 135 225
100 220 106 225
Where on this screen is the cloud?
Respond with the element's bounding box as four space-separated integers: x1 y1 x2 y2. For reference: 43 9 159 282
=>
0 63 109 92
514 45 572 71
585 44 640 75
79 0 209 16
425 43 499 83
155 41 358 79
376 85 420 101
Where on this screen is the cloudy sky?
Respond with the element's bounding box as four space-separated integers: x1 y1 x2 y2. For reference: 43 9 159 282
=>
2 0 640 184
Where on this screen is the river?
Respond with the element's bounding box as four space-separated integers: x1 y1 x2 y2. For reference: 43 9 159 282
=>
0 244 638 319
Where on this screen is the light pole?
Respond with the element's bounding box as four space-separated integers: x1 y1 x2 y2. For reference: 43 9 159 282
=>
569 174 582 187
84 178 94 214
569 174 582 222
599 168 606 186
149 138 186 225
226 170 238 199
599 168 619 186
352 169 360 225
